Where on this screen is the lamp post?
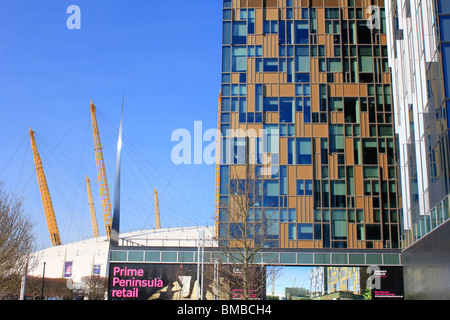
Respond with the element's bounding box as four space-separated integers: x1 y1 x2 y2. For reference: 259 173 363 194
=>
40 262 46 300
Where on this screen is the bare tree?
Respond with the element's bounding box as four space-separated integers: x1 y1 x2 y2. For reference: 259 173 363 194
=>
0 182 36 294
82 275 108 300
211 163 280 300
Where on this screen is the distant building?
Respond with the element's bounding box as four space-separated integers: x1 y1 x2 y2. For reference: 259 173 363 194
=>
327 266 361 295
309 266 362 298
285 287 309 300
309 267 326 297
29 226 215 293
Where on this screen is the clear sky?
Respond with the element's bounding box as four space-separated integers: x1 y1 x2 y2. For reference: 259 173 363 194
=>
0 1 223 249
267 266 313 297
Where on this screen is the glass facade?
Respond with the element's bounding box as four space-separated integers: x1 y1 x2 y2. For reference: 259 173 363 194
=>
386 0 450 233
216 0 401 250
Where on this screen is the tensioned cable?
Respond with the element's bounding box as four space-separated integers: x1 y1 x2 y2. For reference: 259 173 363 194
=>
95 110 211 226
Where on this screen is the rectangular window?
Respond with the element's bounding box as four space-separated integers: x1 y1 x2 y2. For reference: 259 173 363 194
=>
305 180 313 195
223 22 231 44
264 125 279 153
329 125 344 153
232 21 247 44
280 98 294 123
288 224 296 240
295 46 310 72
304 97 311 123
331 181 346 208
232 46 247 72
264 181 279 207
255 84 263 112
327 58 342 72
264 97 278 112
296 138 312 164
297 224 314 240
295 21 309 44
359 46 373 72
288 138 295 164
222 46 231 73
280 166 287 195
332 210 347 239
264 58 278 72
363 167 379 179
441 44 450 99
297 180 304 195
220 166 229 195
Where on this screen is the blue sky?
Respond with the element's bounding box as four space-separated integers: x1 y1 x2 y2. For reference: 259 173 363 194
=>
267 266 313 297
0 1 223 249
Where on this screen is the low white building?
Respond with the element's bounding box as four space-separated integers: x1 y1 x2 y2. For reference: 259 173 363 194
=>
29 226 215 289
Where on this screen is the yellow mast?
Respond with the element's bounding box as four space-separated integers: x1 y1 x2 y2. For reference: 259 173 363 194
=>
29 128 61 246
215 92 222 238
86 175 100 238
89 100 113 239
154 188 161 229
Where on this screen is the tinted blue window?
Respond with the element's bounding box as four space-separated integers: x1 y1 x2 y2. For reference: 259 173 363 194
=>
442 44 450 129
221 124 230 136
264 98 278 111
440 17 450 41
295 21 309 44
233 21 247 44
302 8 309 19
223 0 232 8
297 224 313 240
221 113 230 123
263 21 271 34
296 97 303 111
222 46 231 72
438 0 450 13
442 44 450 96
280 98 294 123
222 73 231 83
255 58 262 72
305 180 313 195
232 46 247 72
296 73 310 83
222 97 230 111
279 20 286 44
223 10 232 20
297 180 304 195
286 21 293 44
297 138 312 164
288 138 295 164
286 8 293 19
323 224 330 248
220 166 229 194
222 84 231 96
264 58 279 72
314 224 322 240
255 112 263 123
223 22 231 44
248 9 255 34
304 98 311 123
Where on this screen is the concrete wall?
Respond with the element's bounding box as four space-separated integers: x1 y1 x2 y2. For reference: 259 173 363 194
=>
402 220 450 299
